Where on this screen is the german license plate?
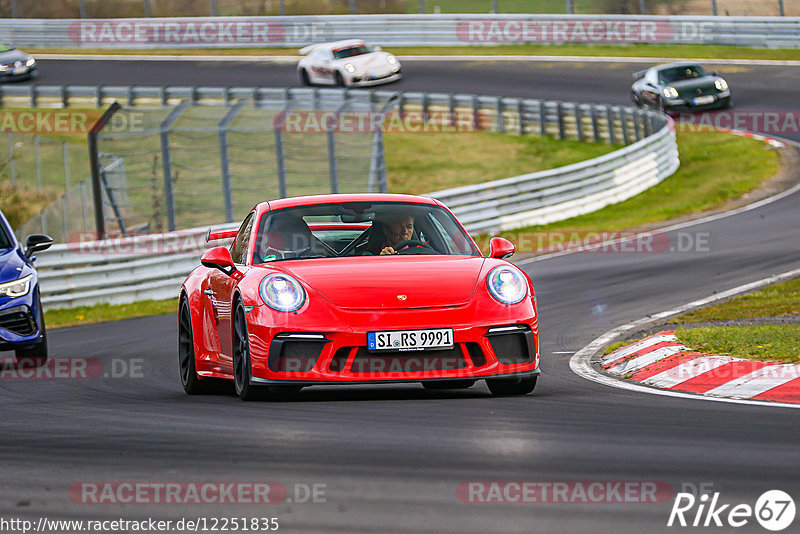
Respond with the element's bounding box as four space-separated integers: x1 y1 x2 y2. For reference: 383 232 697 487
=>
692 95 715 105
367 328 454 352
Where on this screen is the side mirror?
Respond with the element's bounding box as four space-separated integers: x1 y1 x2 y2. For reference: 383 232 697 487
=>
489 237 515 260
25 234 53 258
201 247 239 277
711 70 719 76
373 45 382 52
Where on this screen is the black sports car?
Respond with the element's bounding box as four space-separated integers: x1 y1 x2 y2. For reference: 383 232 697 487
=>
631 62 731 113
0 44 37 82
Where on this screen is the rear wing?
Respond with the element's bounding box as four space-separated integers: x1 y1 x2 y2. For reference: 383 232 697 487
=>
299 44 319 55
632 69 647 80
206 228 238 243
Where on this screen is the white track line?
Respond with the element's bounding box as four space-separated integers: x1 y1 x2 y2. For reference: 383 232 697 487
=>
34 53 800 67
569 267 800 410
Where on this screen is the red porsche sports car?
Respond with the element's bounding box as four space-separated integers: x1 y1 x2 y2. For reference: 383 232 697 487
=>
179 194 540 400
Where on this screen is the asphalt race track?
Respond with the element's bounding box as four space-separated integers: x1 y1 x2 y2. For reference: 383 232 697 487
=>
2 57 800 533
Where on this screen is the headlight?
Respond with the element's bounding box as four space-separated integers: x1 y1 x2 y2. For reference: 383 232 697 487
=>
715 78 728 91
25 57 35 67
0 65 9 72
344 63 355 73
486 266 527 305
386 55 397 65
259 273 306 313
0 274 33 298
662 86 679 99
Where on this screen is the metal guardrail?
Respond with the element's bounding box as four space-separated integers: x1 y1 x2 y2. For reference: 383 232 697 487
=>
25 86 677 309
0 15 799 49
431 121 678 233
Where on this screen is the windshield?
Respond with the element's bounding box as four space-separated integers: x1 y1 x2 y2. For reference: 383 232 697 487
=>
0 219 12 249
332 45 369 60
252 202 480 263
659 65 707 84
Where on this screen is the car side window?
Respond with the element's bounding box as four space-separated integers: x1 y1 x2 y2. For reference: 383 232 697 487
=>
230 212 255 265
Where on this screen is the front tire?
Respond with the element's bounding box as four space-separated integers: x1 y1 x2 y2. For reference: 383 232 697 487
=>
299 68 311 86
232 298 266 401
334 71 346 87
486 375 537 396
178 296 219 395
15 293 47 366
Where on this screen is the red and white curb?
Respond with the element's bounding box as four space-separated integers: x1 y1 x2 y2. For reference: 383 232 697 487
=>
715 128 785 148
601 331 800 404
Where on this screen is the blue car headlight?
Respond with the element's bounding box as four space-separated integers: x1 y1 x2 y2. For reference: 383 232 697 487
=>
0 274 33 298
259 273 306 312
486 266 527 305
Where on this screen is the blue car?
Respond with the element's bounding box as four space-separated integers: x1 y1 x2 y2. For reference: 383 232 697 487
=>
0 209 52 363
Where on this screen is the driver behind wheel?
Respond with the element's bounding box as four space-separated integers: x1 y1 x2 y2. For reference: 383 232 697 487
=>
379 214 415 255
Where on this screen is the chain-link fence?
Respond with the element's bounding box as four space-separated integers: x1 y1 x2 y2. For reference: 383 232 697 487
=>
92 91 378 237
1 0 793 17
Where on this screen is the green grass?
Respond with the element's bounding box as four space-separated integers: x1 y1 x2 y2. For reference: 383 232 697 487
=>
496 129 779 252
27 44 800 61
676 325 800 364
385 131 617 194
671 278 800 323
45 298 176 329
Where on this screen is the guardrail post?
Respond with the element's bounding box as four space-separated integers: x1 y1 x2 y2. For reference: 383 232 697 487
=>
95 85 103 107
190 87 198 105
557 102 566 140
87 102 122 238
327 98 349 194
779 0 784 16
274 123 288 198
643 111 652 137
496 96 504 133
590 106 600 142
472 95 480 130
538 101 547 137
61 85 69 108
29 86 36 107
575 105 584 142
312 88 319 111
217 99 246 223
621 109 631 145
633 111 642 141
422 92 429 123
127 86 135 107
159 100 189 232
606 107 617 145
517 100 525 135
448 94 456 127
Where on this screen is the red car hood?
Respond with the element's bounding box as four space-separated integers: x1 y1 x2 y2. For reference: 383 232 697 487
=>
270 256 485 310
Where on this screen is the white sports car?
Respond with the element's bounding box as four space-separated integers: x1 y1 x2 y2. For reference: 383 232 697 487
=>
297 39 402 87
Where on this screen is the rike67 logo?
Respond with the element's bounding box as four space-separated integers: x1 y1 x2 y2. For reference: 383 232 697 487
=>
668 488 795 531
